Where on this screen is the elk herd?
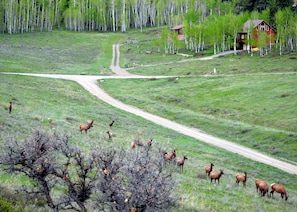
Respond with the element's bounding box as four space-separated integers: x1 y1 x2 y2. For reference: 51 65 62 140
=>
204 162 289 201
79 119 290 202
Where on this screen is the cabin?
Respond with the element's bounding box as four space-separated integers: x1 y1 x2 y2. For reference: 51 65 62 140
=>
237 20 276 50
171 24 185 40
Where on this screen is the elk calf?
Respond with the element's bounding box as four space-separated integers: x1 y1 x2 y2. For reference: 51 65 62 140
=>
270 183 288 201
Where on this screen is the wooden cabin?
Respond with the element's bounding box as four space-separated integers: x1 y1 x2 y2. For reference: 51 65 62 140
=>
237 20 276 50
171 24 185 40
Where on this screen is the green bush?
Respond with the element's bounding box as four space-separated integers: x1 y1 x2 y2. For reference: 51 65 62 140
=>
0 196 20 212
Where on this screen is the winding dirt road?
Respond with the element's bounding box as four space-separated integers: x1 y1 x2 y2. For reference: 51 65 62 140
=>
3 44 297 175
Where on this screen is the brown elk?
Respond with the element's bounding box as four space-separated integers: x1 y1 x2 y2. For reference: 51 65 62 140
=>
205 162 214 177
131 139 143 149
210 169 224 184
163 149 176 162
270 183 289 201
147 139 153 147
176 156 188 173
255 179 262 193
109 120 115 128
79 120 94 134
236 172 247 187
106 131 113 140
8 102 12 114
255 179 269 197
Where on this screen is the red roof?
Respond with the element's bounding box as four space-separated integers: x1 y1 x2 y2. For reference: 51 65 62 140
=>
171 25 183 30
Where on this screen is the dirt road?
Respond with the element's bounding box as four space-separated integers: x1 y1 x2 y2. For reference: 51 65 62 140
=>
3 44 297 175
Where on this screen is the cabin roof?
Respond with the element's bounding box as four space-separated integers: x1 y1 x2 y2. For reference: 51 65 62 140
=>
243 20 274 33
171 25 183 30
243 20 263 32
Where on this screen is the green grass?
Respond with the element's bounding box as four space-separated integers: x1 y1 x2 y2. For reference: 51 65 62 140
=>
0 30 125 75
124 50 297 76
100 74 297 164
1 74 297 212
1 29 297 211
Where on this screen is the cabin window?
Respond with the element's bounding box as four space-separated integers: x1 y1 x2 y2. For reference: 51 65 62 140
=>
258 22 265 31
241 34 245 39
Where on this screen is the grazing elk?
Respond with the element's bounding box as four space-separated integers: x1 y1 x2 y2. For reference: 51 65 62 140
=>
255 179 269 197
270 183 289 201
210 169 224 184
176 156 188 173
79 120 94 134
236 172 247 187
205 162 214 177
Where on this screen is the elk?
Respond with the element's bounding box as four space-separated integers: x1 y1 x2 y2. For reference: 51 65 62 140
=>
176 156 188 173
87 120 94 128
255 179 269 197
163 149 176 162
236 171 247 187
147 138 153 147
255 179 262 193
8 102 12 114
109 120 115 128
210 169 224 184
270 183 288 201
205 162 214 177
79 120 94 134
131 139 143 149
106 131 113 140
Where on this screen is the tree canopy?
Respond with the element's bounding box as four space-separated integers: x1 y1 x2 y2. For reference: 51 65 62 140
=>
1 0 296 55
1 0 296 34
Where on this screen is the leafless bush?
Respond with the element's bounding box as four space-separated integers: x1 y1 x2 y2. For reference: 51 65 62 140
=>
0 130 177 212
92 146 177 211
0 130 97 212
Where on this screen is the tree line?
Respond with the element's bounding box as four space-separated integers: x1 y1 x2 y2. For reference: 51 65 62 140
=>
177 7 297 56
1 0 295 34
0 0 296 56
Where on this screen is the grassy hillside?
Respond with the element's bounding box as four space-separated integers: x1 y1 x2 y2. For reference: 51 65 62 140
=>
0 29 297 211
0 30 122 75
1 74 297 212
100 74 297 164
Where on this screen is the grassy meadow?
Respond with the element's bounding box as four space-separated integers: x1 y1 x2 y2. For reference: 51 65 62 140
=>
0 29 297 211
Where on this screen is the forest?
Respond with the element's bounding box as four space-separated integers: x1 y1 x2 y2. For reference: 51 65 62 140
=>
0 0 295 33
1 0 296 55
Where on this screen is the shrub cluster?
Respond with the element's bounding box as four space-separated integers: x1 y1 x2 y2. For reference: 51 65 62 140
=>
0 130 177 211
